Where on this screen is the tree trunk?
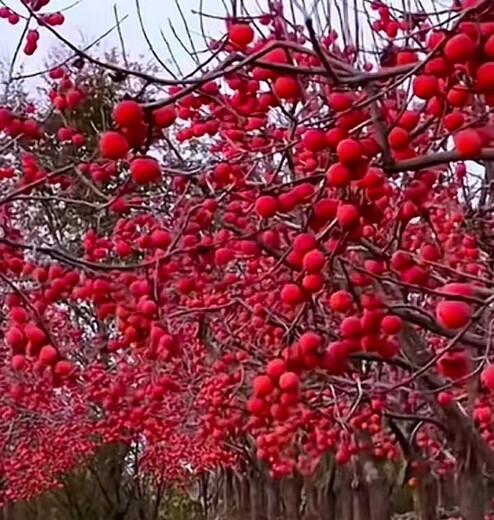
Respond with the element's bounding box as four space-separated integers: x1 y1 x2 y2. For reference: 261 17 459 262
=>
266 475 281 520
413 475 437 520
335 468 353 520
249 469 265 520
281 475 302 520
223 469 236 519
457 455 485 520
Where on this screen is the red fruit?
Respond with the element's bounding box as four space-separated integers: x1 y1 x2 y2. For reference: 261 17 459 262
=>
340 317 362 338
281 283 304 305
247 396 266 416
293 233 317 253
454 129 482 158
440 283 473 298
228 23 254 47
6 327 24 348
314 198 338 220
279 371 300 392
336 139 361 164
436 300 472 329
413 75 439 99
302 249 325 273
130 157 161 184
329 290 353 312
481 364 494 390
379 338 399 359
54 360 73 376
444 33 475 63
273 76 300 99
397 111 420 131
253 374 274 396
39 345 58 365
150 229 171 249
113 100 143 127
447 85 469 107
336 204 359 228
152 105 177 128
215 247 234 265
476 62 494 91
444 112 464 131
326 163 351 187
485 34 494 58
302 274 324 293
381 315 403 335
303 129 328 152
266 358 287 380
10 307 27 323
437 391 453 406
329 92 353 112
270 403 289 421
99 131 129 160
388 127 409 149
336 447 351 465
11 355 27 371
25 324 46 346
255 196 278 218
299 331 322 354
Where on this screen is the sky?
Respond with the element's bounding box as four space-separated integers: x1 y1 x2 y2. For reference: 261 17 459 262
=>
0 0 232 80
0 0 444 88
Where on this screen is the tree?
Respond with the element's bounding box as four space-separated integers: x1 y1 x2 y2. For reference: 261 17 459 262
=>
2 0 494 519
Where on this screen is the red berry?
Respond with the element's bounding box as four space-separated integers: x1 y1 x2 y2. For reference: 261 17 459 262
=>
388 127 409 149
99 131 129 160
440 283 473 298
413 75 439 99
484 34 494 59
336 139 362 164
39 345 58 365
302 274 324 293
152 105 177 128
253 374 274 396
329 92 353 112
273 76 300 99
279 371 300 392
302 249 325 273
437 391 453 406
476 62 494 92
336 204 359 228
293 233 317 253
436 300 472 329
266 358 287 380
299 331 322 353
255 196 278 218
11 355 27 371
381 315 402 335
215 247 234 265
326 163 351 187
454 129 482 158
247 396 266 416
281 283 304 305
228 23 254 47
113 100 143 127
54 360 73 376
329 290 353 312
303 129 328 152
444 33 475 63
150 229 171 249
130 157 161 184
481 364 494 391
